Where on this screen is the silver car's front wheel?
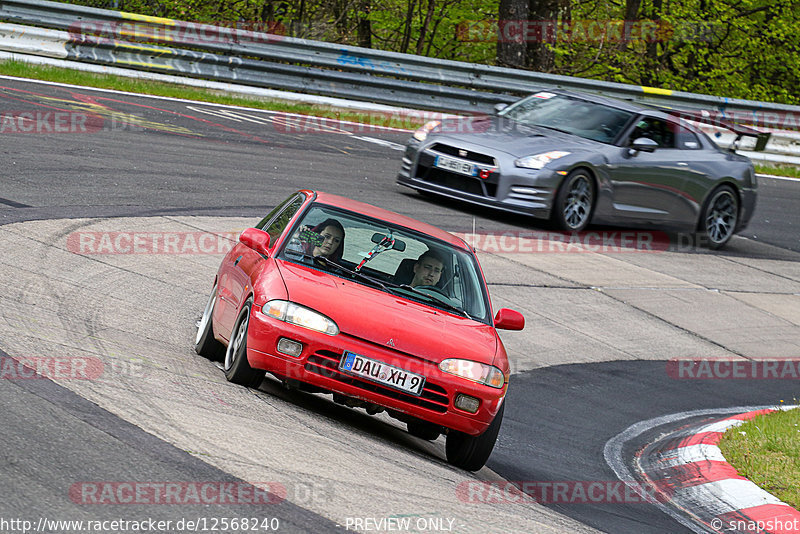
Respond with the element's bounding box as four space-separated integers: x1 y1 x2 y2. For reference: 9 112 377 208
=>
553 169 595 232
701 185 739 249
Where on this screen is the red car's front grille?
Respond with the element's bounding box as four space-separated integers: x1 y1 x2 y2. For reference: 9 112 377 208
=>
305 350 450 414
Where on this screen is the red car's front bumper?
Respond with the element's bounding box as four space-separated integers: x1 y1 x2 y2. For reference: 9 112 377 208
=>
246 306 505 436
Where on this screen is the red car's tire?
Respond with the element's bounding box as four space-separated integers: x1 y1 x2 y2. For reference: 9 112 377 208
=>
194 284 224 361
445 402 504 471
223 299 265 387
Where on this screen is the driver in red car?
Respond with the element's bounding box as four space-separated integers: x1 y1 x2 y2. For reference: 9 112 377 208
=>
410 250 445 288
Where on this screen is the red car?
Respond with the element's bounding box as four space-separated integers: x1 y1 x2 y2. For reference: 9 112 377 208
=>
195 190 524 470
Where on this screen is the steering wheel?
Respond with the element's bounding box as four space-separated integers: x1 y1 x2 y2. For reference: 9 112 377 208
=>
414 285 449 297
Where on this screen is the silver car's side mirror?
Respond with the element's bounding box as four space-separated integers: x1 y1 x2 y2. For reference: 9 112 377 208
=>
628 137 659 156
493 103 508 114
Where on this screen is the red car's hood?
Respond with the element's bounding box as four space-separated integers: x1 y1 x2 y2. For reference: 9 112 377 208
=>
277 261 498 365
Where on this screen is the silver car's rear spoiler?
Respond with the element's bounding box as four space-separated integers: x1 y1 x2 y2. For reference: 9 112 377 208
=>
671 109 772 152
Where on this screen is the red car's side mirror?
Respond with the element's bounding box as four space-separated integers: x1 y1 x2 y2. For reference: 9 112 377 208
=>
494 308 524 330
239 228 271 257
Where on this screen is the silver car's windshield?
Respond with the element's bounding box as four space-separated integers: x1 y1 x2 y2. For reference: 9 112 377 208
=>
499 92 635 144
279 204 492 324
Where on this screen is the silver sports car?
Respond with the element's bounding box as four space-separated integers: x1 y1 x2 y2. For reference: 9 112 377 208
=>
397 90 767 248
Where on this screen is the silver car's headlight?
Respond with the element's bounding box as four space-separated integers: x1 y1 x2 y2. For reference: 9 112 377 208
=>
262 300 339 335
439 358 505 388
515 151 571 170
412 120 441 142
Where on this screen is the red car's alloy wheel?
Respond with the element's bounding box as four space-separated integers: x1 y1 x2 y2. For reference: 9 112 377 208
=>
223 299 265 387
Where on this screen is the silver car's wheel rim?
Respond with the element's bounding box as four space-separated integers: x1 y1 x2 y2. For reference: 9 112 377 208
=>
563 176 592 229
705 191 737 244
195 286 216 346
224 312 248 371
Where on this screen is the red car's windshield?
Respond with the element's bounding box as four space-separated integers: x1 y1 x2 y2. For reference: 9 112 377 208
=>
278 204 492 323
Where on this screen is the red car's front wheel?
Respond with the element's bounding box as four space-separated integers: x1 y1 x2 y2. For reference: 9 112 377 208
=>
445 402 505 471
223 299 265 387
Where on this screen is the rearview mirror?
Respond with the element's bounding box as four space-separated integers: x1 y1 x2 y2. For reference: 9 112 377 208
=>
239 228 271 257
371 232 406 252
493 103 508 114
494 308 524 330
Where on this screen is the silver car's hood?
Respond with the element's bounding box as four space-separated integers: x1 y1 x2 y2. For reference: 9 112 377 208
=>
429 117 602 157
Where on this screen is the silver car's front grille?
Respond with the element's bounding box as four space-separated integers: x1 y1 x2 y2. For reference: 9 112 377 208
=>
429 143 496 166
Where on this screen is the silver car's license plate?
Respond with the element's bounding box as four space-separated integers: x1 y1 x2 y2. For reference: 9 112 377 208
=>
339 351 425 396
435 155 474 176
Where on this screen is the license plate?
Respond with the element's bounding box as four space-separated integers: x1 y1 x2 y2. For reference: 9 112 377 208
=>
339 351 425 396
435 155 474 176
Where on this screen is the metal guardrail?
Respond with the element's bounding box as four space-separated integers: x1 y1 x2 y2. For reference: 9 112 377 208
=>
1 0 800 163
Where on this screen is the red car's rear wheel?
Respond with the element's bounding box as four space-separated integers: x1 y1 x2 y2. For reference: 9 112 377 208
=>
195 284 224 361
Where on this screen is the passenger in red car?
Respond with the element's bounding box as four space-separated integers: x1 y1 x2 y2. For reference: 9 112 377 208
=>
285 218 346 267
305 219 345 261
410 250 444 287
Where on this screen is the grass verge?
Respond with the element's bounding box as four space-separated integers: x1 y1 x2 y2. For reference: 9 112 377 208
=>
755 163 800 179
718 406 800 509
0 59 424 130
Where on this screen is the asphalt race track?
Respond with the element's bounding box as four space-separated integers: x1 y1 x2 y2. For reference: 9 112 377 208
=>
1 76 798 534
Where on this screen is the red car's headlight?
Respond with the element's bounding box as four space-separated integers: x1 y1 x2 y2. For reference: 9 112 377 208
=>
439 358 505 388
262 300 339 336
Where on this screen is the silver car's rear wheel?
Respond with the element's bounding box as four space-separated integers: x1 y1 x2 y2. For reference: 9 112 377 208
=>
553 169 595 232
701 185 738 249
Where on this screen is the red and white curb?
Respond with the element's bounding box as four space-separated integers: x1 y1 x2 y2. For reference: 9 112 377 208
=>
605 406 800 534
641 407 800 533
